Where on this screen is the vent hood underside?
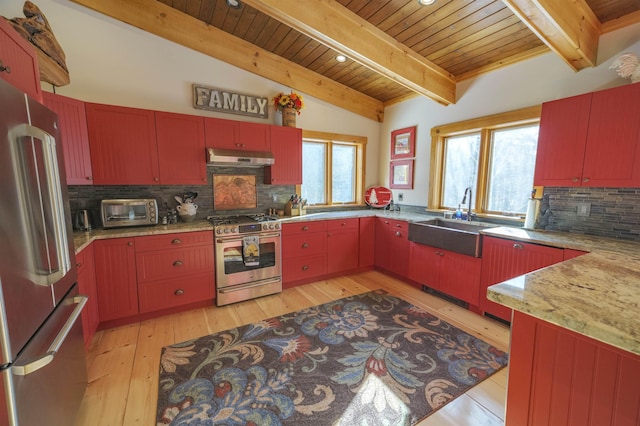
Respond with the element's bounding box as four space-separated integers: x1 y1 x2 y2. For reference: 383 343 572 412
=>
206 147 274 167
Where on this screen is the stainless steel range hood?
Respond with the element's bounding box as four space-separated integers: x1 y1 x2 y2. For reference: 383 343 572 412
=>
206 147 274 167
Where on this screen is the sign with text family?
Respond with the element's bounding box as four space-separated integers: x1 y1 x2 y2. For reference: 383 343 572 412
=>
193 84 269 119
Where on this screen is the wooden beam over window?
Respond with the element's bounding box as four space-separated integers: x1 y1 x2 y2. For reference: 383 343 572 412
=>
242 0 457 106
501 0 601 71
70 0 385 122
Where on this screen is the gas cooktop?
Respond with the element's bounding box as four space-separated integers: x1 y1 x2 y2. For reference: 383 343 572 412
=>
207 214 279 226
207 214 281 235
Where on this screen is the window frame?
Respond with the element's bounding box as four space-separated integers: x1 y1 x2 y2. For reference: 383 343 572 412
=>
300 130 367 208
428 106 541 218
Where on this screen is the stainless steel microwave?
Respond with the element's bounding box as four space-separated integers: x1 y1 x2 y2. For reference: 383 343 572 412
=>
100 199 158 228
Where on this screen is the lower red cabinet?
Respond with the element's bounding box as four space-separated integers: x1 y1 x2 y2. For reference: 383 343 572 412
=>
76 243 98 349
375 218 409 279
327 219 359 274
282 221 327 286
358 217 376 268
507 311 640 425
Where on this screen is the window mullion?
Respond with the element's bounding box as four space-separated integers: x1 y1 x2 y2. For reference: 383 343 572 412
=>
326 141 332 205
475 129 492 214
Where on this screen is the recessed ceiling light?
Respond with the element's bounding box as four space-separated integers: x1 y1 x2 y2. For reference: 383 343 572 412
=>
417 0 436 5
335 54 347 63
226 0 242 9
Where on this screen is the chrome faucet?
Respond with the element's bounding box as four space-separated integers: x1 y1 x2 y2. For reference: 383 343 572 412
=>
461 187 473 221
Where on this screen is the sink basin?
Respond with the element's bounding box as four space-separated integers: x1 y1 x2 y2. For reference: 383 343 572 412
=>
408 218 492 257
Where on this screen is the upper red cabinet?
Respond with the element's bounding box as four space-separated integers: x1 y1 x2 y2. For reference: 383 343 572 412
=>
85 103 159 185
534 83 640 187
0 18 42 102
204 117 270 151
42 92 93 185
155 112 207 185
265 126 302 185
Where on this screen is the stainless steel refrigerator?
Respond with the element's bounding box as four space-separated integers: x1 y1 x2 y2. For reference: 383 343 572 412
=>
0 78 87 425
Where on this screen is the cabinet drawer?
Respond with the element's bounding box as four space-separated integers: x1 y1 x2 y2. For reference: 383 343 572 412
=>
283 233 327 257
283 221 327 235
134 231 213 251
378 218 407 230
136 245 214 282
283 255 326 282
138 273 214 313
327 218 359 231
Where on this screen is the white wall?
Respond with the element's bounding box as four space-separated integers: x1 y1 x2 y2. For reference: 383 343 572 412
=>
2 1 638 205
381 24 640 207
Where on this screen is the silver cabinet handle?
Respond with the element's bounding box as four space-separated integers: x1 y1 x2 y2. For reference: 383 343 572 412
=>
13 296 87 376
513 243 524 249
174 289 184 295
395 231 401 237
173 260 183 266
171 238 182 245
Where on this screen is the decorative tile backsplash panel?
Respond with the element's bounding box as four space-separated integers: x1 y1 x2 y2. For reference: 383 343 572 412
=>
543 187 640 241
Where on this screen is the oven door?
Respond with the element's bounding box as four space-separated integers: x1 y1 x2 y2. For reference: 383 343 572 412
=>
215 232 281 288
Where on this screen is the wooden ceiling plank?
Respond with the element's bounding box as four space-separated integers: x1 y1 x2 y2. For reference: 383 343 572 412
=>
601 9 640 33
70 0 384 122
501 0 601 71
455 45 549 81
241 0 456 105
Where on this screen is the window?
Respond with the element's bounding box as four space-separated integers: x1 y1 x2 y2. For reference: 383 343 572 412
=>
429 106 541 217
301 130 366 207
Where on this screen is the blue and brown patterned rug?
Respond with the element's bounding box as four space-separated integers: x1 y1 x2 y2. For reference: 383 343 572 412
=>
156 290 508 425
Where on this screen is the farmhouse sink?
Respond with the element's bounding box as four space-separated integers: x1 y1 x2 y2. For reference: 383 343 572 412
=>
408 218 492 257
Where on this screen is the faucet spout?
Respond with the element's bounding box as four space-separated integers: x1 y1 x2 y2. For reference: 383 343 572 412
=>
461 187 472 221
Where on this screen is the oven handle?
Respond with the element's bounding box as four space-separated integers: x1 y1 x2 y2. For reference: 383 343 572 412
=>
218 277 282 293
216 232 281 243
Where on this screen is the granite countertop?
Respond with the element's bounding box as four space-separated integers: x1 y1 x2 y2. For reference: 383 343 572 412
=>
483 227 640 356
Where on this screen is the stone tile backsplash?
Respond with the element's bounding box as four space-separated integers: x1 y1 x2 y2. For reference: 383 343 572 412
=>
68 166 295 225
543 187 640 241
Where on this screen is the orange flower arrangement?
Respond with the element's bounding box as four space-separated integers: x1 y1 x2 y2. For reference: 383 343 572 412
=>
272 91 304 115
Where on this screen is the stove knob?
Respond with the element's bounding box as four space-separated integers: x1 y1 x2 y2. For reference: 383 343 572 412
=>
216 229 221 234
275 223 280 229
269 223 275 230
262 224 268 231
223 228 230 234
233 227 239 233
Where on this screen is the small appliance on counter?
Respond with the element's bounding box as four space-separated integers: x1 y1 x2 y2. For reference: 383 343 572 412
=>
74 209 95 231
100 199 158 228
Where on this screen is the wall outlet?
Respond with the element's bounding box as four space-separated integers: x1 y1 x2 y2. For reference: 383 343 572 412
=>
398 193 404 201
577 202 591 217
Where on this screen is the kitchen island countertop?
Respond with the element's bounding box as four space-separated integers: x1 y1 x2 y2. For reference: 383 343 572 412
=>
483 226 640 356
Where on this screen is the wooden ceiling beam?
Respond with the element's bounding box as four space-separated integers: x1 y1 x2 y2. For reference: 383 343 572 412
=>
70 0 385 122
501 0 601 71
241 0 457 106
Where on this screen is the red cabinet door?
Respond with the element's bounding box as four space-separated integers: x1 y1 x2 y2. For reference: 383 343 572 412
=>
327 219 359 274
534 93 591 187
582 83 640 187
480 236 564 321
358 217 376 268
93 238 138 322
439 249 481 306
265 126 302 185
76 243 98 348
409 242 438 289
86 103 159 185
375 218 409 278
0 18 42 102
204 117 270 151
42 92 93 185
155 112 207 185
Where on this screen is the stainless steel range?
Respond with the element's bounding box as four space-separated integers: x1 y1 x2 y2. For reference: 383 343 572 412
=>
209 214 282 306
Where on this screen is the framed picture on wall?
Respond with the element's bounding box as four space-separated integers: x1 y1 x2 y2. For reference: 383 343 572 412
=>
389 159 414 189
390 126 416 160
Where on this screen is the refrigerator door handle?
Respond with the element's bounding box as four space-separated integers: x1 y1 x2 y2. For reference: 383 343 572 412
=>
12 295 87 376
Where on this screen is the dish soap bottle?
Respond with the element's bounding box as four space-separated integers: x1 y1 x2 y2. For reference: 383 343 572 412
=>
455 204 462 220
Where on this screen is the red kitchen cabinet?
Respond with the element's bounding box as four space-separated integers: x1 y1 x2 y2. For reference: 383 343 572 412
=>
135 231 214 314
155 112 208 185
282 221 327 286
480 236 564 322
93 238 138 323
506 311 640 426
265 126 302 185
534 83 640 187
327 218 359 274
76 243 98 349
0 18 42 102
409 242 481 305
42 92 93 185
358 217 376 268
204 117 270 151
375 218 409 279
85 103 159 185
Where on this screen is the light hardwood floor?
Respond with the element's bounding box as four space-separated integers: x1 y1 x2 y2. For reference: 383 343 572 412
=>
74 271 510 426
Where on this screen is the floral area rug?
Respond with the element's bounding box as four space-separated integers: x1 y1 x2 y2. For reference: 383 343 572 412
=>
156 290 508 425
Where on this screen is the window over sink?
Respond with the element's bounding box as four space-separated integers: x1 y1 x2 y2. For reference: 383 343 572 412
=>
430 106 541 217
300 130 366 207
